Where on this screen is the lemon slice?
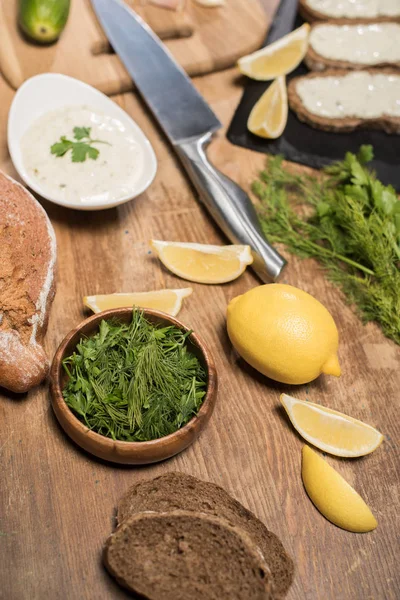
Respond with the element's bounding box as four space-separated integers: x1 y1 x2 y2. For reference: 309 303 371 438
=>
302 446 377 532
150 240 253 284
83 288 193 317
238 23 310 81
247 76 288 139
281 394 384 457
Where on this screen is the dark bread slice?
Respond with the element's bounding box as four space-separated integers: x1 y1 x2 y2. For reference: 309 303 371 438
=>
104 510 274 600
288 68 400 134
305 22 400 71
0 172 56 393
298 0 400 23
117 472 294 598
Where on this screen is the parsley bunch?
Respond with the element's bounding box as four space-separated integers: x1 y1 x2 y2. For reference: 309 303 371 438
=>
62 311 207 442
253 146 400 345
50 126 110 163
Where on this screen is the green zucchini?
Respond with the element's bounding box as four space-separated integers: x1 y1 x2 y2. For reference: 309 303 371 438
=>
19 0 71 44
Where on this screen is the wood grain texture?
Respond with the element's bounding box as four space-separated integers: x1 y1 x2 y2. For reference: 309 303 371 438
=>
0 0 268 94
90 0 195 55
0 34 399 600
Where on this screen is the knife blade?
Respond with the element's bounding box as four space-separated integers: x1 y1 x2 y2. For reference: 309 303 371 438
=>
91 0 286 281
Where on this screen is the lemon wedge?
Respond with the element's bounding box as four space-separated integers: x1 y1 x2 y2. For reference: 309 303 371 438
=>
238 23 310 81
247 76 288 139
83 288 193 317
150 240 253 284
302 446 378 533
281 394 384 457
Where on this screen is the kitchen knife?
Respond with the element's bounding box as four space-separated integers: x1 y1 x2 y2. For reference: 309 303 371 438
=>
91 0 286 281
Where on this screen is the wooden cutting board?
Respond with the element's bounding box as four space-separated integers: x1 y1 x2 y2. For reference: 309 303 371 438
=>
0 57 399 600
0 0 268 94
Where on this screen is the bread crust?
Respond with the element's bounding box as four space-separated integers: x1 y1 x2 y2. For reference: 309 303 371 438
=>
0 172 56 393
305 22 400 71
298 0 400 24
288 68 400 134
117 472 294 598
104 510 274 600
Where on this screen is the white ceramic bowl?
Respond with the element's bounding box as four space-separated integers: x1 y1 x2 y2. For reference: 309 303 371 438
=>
8 73 157 211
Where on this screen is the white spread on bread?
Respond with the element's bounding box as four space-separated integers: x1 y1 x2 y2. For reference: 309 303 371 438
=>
21 106 145 205
310 23 400 65
305 0 400 19
295 71 400 119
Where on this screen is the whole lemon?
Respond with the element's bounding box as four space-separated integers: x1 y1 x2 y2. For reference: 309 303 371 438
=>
226 284 340 385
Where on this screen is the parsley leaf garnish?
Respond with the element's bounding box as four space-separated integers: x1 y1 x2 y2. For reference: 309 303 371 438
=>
50 127 110 163
71 143 99 163
73 126 91 140
50 136 73 158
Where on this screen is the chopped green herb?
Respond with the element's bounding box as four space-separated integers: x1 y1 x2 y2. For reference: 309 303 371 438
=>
73 126 91 140
62 310 207 442
50 126 111 163
253 146 400 345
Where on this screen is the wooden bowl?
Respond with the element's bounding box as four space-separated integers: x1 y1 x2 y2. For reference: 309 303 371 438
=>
50 308 218 465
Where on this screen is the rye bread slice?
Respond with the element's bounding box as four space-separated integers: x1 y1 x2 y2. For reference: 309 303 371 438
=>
298 0 400 24
117 472 294 598
288 68 400 134
104 510 274 600
0 172 56 393
305 22 400 71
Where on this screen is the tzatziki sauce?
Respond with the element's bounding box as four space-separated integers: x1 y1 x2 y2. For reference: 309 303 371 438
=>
296 72 400 119
309 23 400 66
305 0 400 19
21 106 145 204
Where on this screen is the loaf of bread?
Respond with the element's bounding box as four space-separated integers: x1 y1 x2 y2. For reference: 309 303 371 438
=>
104 510 274 600
305 22 400 71
288 68 400 134
0 172 56 393
117 472 294 598
299 0 400 23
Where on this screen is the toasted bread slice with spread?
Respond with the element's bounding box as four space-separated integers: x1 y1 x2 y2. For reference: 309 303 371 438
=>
104 510 274 600
299 0 400 23
117 472 294 598
288 68 400 134
0 172 56 393
305 22 400 71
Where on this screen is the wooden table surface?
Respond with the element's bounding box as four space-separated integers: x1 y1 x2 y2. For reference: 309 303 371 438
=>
1 5 400 600
0 0 267 93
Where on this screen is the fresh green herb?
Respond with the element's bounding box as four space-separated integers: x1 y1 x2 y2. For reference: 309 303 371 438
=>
50 126 110 163
62 310 207 441
252 146 400 345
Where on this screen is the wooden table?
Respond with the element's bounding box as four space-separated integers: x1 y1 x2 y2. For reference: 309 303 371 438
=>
1 10 399 600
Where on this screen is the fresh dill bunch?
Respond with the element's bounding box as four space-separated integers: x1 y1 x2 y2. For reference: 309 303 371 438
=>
62 310 207 441
252 147 400 345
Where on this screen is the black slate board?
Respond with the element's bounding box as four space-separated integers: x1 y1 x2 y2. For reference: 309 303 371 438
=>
226 0 400 190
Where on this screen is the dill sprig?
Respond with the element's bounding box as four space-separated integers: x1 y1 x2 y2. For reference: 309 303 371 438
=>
252 146 400 345
62 310 207 441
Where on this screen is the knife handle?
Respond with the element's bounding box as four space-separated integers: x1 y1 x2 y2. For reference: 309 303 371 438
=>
174 132 286 282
